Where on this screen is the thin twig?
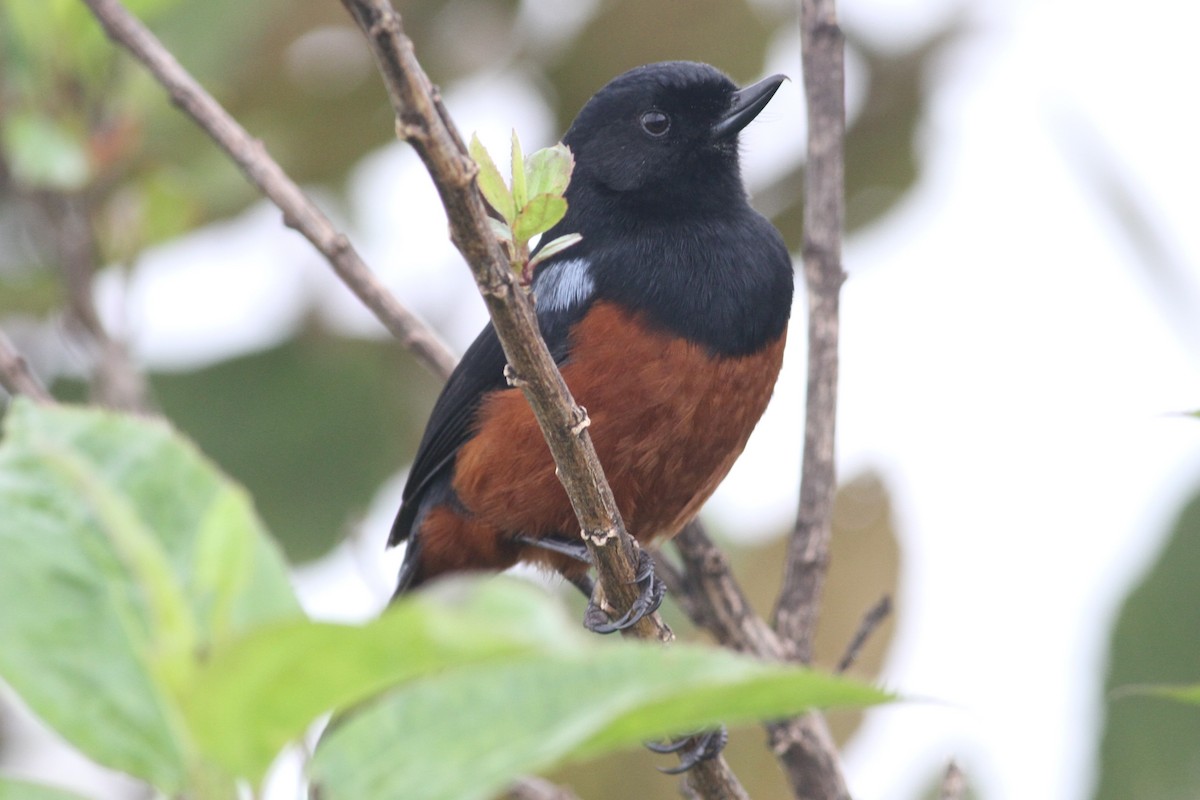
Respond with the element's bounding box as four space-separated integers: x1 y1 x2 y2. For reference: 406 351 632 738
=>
78 0 457 382
337 2 756 792
940 761 967 800
0 329 54 404
39 191 149 413
773 0 848 663
670 521 789 658
836 595 892 674
768 1 849 796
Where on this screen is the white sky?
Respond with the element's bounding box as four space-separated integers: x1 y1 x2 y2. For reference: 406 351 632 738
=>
66 0 1200 797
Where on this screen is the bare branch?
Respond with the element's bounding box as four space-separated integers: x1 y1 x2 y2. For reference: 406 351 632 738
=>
78 0 457 382
504 776 582 800
0 329 54 404
765 717 848 800
766 2 851 795
774 0 848 666
836 595 892 674
38 192 149 413
940 761 967 800
680 764 750 800
669 521 789 658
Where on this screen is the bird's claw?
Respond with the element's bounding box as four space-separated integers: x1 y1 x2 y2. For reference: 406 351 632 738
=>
583 548 665 634
648 726 728 773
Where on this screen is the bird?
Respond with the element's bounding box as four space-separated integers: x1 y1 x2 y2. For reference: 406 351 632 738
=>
390 60 793 633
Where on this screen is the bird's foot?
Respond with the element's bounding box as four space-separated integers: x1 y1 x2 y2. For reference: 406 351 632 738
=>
645 726 728 773
583 548 665 634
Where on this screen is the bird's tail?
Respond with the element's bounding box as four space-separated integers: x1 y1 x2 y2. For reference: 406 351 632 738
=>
391 534 424 601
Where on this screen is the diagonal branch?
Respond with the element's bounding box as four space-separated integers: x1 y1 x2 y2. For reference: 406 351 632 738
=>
337 1 749 792
0 329 54 404
78 0 457 382
334 0 665 642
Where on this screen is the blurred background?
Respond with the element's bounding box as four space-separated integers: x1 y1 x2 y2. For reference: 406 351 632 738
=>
2 0 1200 797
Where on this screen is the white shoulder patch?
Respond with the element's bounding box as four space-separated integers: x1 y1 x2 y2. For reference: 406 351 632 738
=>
532 258 594 314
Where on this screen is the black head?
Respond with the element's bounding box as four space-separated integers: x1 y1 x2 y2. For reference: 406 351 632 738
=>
562 61 785 214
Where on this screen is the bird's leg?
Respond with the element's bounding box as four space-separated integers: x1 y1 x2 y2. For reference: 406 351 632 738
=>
515 534 666 634
512 533 592 563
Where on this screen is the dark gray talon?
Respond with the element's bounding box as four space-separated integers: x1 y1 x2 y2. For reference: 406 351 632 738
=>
582 548 665 634
653 726 728 773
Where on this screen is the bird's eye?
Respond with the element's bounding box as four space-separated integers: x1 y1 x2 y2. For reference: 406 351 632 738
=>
639 110 671 137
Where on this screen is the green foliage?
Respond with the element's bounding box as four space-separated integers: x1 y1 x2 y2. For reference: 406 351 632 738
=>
0 778 90 800
469 131 582 282
0 400 891 799
0 399 300 793
311 617 889 800
1094 489 1200 800
183 580 575 781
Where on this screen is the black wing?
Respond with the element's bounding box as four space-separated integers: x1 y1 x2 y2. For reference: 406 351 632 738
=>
389 259 594 547
388 323 506 546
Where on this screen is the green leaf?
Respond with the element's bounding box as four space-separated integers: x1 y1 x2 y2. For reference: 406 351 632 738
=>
510 129 527 211
525 143 574 200
487 216 514 243
469 133 515 222
0 778 92 800
310 634 890 800
528 233 582 271
0 400 301 791
1 113 90 190
1094 487 1200 799
183 579 576 782
512 194 568 244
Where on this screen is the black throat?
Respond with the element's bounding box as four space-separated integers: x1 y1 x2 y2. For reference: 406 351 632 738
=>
543 180 794 358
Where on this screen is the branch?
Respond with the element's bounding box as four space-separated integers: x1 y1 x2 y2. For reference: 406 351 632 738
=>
940 761 967 800
763 1 850 795
0 329 54 404
78 0 457 382
666 522 789 658
669 522 850 798
774 0 847 667
38 191 149 413
836 595 892 674
504 776 582 800
337 1 752 791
